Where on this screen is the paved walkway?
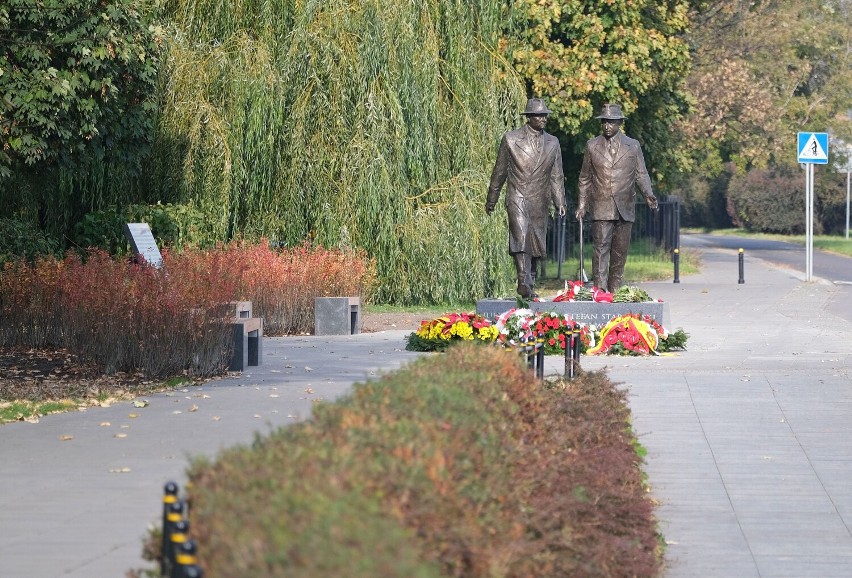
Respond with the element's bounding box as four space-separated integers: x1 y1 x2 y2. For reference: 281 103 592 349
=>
1 245 852 577
575 245 852 577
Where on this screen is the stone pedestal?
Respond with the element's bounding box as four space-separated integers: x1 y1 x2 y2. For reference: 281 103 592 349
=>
477 298 668 327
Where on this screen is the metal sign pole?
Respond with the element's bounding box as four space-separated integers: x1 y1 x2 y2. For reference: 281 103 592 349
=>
846 168 850 240
798 131 828 282
806 163 814 282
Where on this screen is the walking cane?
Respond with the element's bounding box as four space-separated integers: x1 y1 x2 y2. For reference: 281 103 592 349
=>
578 217 590 285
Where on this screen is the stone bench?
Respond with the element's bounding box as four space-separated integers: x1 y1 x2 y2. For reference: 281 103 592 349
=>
227 301 263 371
314 297 361 335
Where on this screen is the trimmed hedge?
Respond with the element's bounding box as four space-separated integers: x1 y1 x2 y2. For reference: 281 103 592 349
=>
178 345 660 577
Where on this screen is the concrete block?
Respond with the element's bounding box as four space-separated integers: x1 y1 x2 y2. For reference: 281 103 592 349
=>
314 297 361 335
229 317 263 371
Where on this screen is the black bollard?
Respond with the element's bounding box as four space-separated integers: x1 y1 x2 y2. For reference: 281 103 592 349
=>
564 325 582 379
571 326 582 374
173 539 199 578
161 482 180 577
563 326 573 378
522 335 534 371
738 248 745 284
673 248 680 283
162 500 184 576
169 520 190 578
535 332 545 379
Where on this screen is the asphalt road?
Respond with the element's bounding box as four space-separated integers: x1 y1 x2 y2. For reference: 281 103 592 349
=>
681 232 852 322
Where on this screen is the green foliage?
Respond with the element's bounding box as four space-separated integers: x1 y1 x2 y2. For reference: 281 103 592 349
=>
679 0 852 175
672 0 852 226
72 202 207 254
0 400 77 423
612 285 652 303
145 0 524 304
815 169 852 236
506 0 693 185
178 345 660 577
0 218 61 266
661 328 689 351
0 0 163 175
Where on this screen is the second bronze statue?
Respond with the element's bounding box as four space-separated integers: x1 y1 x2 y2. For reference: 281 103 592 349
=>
576 103 658 293
486 98 566 298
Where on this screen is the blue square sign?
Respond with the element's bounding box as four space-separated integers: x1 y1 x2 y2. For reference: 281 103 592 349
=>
798 132 829 164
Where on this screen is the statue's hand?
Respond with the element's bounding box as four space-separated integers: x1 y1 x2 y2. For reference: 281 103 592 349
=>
485 203 495 215
557 206 566 217
648 195 659 211
575 208 585 221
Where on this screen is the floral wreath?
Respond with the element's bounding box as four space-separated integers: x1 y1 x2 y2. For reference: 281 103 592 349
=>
404 286 687 356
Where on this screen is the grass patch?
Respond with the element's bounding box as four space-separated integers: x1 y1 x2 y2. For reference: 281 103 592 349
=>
141 345 661 577
164 375 193 388
364 303 476 315
0 399 78 423
538 247 699 294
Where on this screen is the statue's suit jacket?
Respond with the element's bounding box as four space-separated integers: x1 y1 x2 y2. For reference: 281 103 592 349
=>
487 126 566 256
577 132 654 222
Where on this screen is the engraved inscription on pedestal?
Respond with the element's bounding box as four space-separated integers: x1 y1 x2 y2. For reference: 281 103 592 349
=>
476 298 669 327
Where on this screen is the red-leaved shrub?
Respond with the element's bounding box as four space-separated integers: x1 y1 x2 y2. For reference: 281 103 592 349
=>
214 240 375 335
0 257 64 348
60 250 237 377
1 241 375 378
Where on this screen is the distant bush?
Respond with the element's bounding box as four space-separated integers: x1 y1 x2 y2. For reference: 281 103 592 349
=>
59 250 238 377
72 202 208 255
726 165 806 234
814 171 850 236
175 346 660 577
1 241 375 375
0 218 61 267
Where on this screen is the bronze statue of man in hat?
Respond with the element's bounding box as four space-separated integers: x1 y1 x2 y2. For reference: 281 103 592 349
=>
575 103 658 293
486 98 567 298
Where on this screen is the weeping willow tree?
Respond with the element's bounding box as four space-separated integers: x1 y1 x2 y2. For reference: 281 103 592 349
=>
148 0 526 304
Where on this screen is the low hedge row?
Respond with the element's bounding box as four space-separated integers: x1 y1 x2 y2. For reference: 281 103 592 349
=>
172 345 661 577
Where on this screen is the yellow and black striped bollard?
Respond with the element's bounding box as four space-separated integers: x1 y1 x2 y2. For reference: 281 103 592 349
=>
173 538 202 578
161 482 180 576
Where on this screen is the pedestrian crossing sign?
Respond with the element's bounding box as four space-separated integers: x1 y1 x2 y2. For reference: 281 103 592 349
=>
798 132 829 164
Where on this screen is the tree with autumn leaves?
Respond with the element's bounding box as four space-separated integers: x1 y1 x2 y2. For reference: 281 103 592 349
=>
507 0 852 231
505 0 693 186
673 0 852 230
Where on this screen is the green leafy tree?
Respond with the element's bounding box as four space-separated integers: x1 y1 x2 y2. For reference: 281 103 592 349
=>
505 0 693 186
0 0 162 178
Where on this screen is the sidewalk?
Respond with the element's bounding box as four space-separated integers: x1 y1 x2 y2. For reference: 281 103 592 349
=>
572 246 852 577
2 246 852 577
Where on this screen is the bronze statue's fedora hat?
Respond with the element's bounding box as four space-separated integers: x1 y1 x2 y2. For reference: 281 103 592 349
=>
521 98 552 115
595 103 627 120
